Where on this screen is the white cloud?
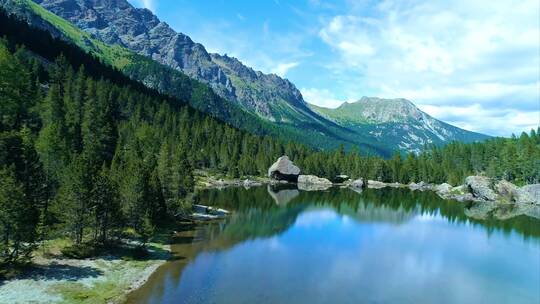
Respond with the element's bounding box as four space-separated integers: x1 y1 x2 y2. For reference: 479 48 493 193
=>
129 0 156 12
142 0 155 11
317 0 540 136
418 104 539 136
271 62 300 77
301 87 345 108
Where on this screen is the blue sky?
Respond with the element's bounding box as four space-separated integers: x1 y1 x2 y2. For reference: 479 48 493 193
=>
128 0 539 136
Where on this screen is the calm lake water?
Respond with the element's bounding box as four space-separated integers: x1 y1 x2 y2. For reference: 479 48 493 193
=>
127 186 540 304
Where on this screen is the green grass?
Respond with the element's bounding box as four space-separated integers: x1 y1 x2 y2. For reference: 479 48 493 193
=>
20 0 134 68
39 238 170 304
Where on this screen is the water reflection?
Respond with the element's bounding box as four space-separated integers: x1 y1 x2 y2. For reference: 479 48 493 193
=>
267 184 299 205
127 187 540 304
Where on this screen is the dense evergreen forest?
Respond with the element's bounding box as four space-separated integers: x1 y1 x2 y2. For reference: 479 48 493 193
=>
0 9 539 266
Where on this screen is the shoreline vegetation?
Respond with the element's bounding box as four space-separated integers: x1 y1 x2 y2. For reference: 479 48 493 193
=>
0 237 171 304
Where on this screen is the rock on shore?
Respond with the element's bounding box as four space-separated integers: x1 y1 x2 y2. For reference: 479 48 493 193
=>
518 184 540 204
350 178 364 189
367 180 387 189
268 156 301 182
297 175 332 191
465 176 497 201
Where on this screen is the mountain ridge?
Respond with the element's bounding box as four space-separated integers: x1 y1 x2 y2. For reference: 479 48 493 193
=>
310 97 490 153
33 0 323 124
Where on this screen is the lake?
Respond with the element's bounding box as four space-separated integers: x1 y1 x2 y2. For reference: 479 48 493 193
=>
126 186 540 304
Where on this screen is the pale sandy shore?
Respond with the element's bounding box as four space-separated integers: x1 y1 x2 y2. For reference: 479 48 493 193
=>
0 243 170 304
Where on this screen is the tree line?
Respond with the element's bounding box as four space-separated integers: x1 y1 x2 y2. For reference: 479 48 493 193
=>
0 13 539 266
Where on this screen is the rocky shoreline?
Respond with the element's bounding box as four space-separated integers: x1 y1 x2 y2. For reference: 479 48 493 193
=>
265 156 540 206
196 156 540 208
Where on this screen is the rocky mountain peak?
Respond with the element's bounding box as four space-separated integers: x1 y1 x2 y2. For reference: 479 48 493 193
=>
340 97 424 123
35 0 314 123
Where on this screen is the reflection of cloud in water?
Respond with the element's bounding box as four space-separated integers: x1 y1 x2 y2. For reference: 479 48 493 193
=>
318 216 539 304
266 236 284 251
294 209 339 228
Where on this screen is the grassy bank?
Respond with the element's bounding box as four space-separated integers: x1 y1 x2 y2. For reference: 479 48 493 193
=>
0 237 171 304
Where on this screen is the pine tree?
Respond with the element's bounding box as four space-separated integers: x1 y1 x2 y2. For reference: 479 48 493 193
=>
56 155 92 244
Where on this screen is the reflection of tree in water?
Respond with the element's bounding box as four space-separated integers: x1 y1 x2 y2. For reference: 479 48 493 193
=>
194 187 540 249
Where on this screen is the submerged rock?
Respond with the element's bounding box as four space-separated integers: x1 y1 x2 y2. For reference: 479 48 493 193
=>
268 156 301 182
465 176 497 201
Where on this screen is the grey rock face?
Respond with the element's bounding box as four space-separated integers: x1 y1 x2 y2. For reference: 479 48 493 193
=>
350 178 364 189
268 156 300 182
243 179 262 188
494 180 534 204
409 181 433 191
435 183 452 195
521 184 540 204
465 176 497 201
367 180 387 189
297 175 332 185
34 0 317 123
495 180 518 198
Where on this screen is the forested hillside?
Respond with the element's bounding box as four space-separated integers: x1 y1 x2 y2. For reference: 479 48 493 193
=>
0 8 538 267
1 0 391 155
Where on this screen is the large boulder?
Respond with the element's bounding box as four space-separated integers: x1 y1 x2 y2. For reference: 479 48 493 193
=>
350 178 365 189
520 184 540 204
495 180 518 198
297 175 332 191
409 181 432 191
297 175 332 185
367 180 387 189
243 179 262 188
465 176 497 201
268 156 301 182
435 183 452 195
495 180 535 204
